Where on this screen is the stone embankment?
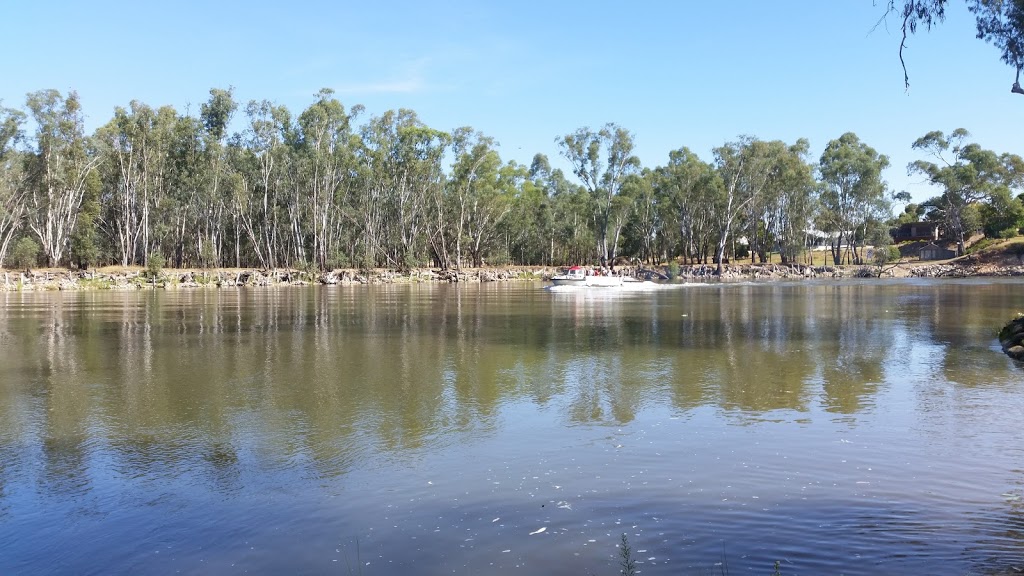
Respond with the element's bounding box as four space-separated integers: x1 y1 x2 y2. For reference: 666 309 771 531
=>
4 261 1024 291
904 263 1024 278
0 267 546 291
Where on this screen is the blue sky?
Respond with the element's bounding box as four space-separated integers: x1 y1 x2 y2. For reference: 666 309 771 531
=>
3 0 1020 205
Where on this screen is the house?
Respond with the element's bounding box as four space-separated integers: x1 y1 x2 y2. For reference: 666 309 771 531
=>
919 242 956 261
892 222 942 242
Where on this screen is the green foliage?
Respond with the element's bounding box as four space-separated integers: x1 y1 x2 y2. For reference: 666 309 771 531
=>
23 89 97 267
911 129 1022 255
558 123 640 266
9 236 40 269
980 188 1024 238
145 252 165 279
666 261 680 280
8 83 1024 276
967 236 1000 254
873 245 901 266
199 243 216 269
886 1 1024 91
894 202 926 226
486 250 511 267
326 248 351 271
818 132 891 266
70 175 102 270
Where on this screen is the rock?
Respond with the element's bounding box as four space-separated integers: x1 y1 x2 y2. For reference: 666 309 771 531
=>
999 317 1024 359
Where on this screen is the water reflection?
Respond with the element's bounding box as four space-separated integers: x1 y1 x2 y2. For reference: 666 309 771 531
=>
0 281 1022 574
0 283 1019 478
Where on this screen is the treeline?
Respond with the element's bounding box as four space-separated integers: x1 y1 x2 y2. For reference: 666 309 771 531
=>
0 88 1021 273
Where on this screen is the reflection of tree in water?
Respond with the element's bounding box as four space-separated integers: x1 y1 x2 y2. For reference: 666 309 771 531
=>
661 286 818 417
5 282 1024 503
39 302 87 486
817 286 891 415
886 282 1024 388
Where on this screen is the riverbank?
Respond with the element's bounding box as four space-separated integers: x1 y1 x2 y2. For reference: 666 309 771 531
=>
3 258 1024 291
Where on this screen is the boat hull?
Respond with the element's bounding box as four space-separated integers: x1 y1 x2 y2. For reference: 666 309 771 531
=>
550 275 626 287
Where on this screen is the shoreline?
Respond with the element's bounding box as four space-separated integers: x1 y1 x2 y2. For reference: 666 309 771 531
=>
3 260 1024 291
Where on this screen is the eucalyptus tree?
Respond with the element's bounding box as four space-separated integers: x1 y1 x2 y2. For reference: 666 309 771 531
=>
558 123 640 267
503 175 551 265
518 153 589 265
295 90 362 271
654 147 721 264
746 139 817 264
159 89 238 268
979 187 1024 237
554 190 597 264
464 160 526 267
358 110 448 269
447 129 524 268
712 136 783 275
235 99 291 269
0 104 27 267
772 152 819 264
95 101 178 266
620 169 659 264
818 132 891 265
448 128 498 269
881 0 1024 93
736 139 803 263
196 88 238 267
909 128 1024 254
69 171 102 269
23 90 100 267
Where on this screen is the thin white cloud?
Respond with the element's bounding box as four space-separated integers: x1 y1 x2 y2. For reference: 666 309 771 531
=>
333 77 425 95
333 57 433 95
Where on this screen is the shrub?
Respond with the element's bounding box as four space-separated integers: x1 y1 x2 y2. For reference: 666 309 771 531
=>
9 237 40 269
666 261 680 280
873 245 901 266
145 252 165 279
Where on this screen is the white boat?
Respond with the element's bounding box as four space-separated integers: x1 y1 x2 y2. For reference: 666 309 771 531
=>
550 266 635 287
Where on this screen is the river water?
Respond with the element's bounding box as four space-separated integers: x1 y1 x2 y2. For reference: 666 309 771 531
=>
1 280 1023 575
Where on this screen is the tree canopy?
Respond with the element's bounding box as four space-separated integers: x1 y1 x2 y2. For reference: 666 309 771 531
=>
0 87 1021 273
883 0 1024 93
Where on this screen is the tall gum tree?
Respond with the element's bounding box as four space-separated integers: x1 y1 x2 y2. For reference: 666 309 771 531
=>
741 139 816 264
654 148 721 264
96 101 173 267
558 123 640 267
296 90 361 271
818 132 891 265
24 90 100 267
197 88 238 267
449 128 498 270
747 139 817 264
237 98 291 269
358 110 448 269
0 105 27 267
712 136 781 275
910 128 1024 254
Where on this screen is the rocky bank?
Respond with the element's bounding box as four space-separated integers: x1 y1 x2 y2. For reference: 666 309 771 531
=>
4 260 1024 292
